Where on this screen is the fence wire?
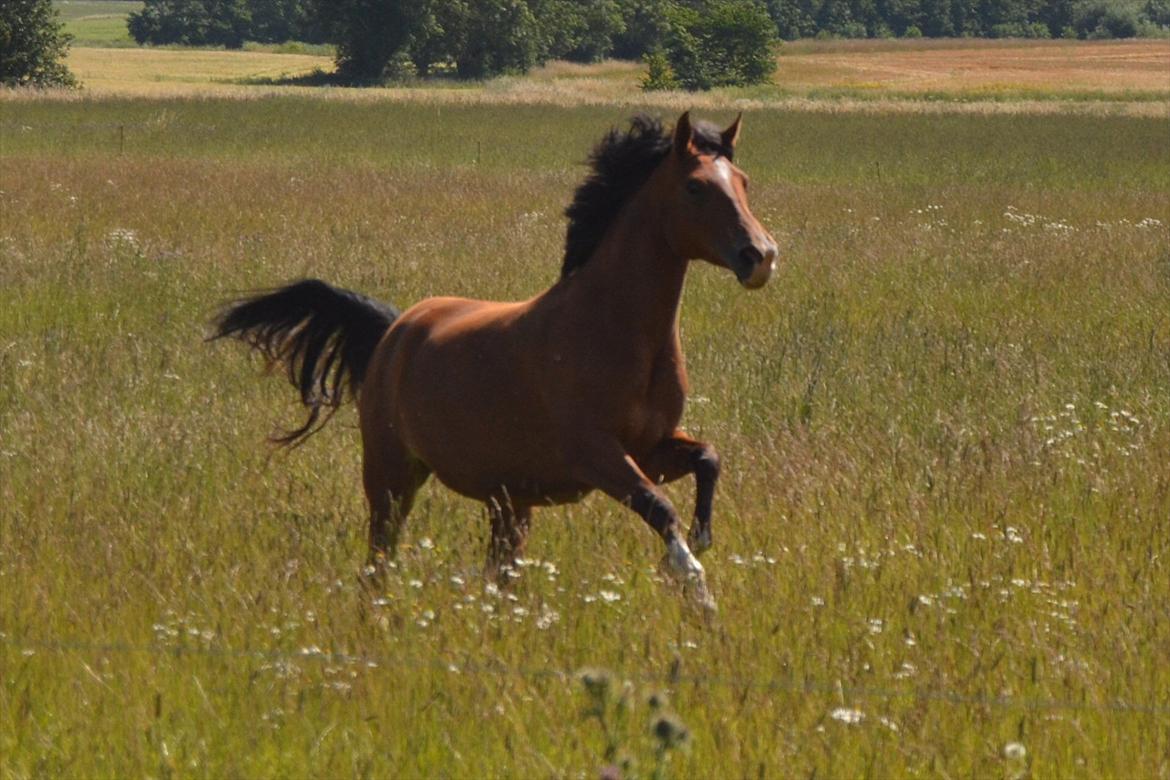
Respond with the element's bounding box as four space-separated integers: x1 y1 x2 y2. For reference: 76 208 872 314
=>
3 635 1167 717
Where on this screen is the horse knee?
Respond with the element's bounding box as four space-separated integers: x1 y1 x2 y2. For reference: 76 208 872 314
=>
693 446 720 483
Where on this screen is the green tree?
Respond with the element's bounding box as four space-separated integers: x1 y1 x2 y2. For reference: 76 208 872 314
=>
663 0 776 90
454 0 542 77
128 0 252 48
612 0 673 58
409 0 547 78
547 0 626 62
315 0 432 81
1073 0 1138 37
766 0 821 39
248 0 323 42
1144 0 1170 26
0 0 76 87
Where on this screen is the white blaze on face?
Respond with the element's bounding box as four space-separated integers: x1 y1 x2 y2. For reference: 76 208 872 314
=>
712 157 735 195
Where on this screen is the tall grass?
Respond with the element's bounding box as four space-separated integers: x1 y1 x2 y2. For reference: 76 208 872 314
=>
1 99 1168 777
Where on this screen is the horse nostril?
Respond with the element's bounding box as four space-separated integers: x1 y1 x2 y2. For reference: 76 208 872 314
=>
739 246 763 268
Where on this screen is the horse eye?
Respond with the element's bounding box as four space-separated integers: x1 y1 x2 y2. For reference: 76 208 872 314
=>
686 180 702 195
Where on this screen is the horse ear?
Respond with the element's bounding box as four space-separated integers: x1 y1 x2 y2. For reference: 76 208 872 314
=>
721 113 742 150
673 111 694 158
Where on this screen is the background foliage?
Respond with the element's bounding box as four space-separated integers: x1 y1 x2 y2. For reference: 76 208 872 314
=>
128 0 321 48
0 0 75 87
657 0 778 90
115 0 1170 86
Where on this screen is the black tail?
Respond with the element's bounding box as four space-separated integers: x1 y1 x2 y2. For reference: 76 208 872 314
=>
210 279 399 446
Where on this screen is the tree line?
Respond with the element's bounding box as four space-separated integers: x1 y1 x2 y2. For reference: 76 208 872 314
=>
125 0 1170 83
3 0 1167 89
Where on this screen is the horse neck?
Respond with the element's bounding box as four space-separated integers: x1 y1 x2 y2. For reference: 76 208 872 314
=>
567 187 688 350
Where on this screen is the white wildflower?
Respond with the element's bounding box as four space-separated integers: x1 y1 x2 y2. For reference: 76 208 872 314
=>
829 708 864 725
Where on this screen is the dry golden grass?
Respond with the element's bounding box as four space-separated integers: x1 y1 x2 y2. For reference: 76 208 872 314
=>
29 40 1168 117
63 46 330 95
778 39 1170 94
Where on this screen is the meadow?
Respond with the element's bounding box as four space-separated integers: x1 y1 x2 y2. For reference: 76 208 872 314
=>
57 0 142 47
2 66 1170 778
48 16 1170 111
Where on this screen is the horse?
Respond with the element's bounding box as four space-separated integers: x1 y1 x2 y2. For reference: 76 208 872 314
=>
211 111 778 610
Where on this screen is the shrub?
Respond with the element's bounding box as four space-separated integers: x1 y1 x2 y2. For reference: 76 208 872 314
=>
902 24 923 37
989 21 1050 38
640 49 679 89
660 0 776 91
0 0 76 86
663 15 711 90
1074 1 1140 38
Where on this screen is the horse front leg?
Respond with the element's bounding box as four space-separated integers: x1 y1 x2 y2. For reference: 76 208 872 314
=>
571 434 716 611
636 432 721 557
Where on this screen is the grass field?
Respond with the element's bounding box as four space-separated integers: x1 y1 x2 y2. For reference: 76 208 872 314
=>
39 36 1170 113
2 92 1168 776
57 0 142 46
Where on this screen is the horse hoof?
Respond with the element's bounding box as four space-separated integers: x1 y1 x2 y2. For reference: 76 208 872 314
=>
687 526 713 556
666 538 704 577
694 588 718 614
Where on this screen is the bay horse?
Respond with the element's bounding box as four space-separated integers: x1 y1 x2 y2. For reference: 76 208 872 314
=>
212 112 778 610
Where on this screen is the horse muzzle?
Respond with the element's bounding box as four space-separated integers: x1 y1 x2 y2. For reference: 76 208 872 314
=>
732 242 778 290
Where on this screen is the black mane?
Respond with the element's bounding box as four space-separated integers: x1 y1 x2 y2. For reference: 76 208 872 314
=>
561 114 733 280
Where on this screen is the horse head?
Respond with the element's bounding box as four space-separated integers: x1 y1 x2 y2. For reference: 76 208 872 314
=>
655 111 779 289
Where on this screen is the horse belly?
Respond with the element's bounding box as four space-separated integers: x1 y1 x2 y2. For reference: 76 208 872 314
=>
390 321 577 502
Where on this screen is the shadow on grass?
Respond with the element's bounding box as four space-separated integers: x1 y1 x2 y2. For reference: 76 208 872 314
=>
232 69 351 88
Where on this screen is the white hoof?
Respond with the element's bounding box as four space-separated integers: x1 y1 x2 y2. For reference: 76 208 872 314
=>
666 539 717 612
667 538 704 578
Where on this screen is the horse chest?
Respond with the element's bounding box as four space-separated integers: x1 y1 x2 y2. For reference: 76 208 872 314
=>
620 346 686 452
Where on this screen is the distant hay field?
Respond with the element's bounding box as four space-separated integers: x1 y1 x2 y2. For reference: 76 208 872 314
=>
36 39 1170 115
778 38 1170 94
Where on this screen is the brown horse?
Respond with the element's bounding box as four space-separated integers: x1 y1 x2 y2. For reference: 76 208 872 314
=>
212 112 777 609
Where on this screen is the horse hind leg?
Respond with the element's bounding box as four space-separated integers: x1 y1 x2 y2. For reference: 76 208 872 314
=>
486 497 532 581
363 435 430 571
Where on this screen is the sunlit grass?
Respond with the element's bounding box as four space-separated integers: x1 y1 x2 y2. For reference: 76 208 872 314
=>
56 0 142 46
29 38 1169 116
1 98 1168 777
